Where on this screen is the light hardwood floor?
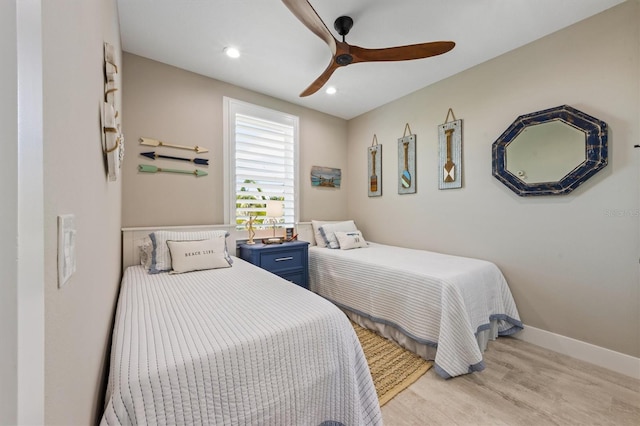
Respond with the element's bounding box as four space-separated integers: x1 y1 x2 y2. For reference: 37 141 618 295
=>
381 337 640 425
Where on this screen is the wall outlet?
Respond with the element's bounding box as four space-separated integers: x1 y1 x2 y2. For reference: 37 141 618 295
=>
57 214 76 288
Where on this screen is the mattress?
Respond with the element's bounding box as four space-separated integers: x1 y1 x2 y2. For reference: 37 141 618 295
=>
101 260 381 425
309 243 523 378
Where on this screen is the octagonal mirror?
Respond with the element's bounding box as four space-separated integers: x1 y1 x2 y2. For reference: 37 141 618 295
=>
492 105 608 196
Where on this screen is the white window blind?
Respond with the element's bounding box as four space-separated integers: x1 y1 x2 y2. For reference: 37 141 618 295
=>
224 98 298 230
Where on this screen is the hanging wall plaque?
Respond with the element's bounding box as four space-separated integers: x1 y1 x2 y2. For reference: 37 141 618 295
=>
438 108 462 189
398 123 416 194
368 135 382 197
103 41 124 182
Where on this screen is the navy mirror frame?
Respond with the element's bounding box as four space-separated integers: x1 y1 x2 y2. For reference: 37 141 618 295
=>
492 105 608 196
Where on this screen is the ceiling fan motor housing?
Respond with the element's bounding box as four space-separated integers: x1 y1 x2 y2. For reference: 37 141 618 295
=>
334 16 354 65
334 16 353 38
336 53 353 66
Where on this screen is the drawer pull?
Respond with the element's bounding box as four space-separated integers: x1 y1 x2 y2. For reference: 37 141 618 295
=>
275 256 294 262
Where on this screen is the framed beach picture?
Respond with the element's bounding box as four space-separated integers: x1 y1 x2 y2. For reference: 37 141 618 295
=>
310 166 341 188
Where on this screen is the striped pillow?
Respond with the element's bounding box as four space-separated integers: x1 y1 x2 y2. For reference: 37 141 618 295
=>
149 230 231 273
319 220 357 249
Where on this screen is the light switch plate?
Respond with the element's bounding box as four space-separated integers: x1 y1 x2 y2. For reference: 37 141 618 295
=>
57 214 76 288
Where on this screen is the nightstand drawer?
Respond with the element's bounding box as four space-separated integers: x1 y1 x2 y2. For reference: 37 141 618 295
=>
277 271 306 288
261 250 304 273
239 241 309 289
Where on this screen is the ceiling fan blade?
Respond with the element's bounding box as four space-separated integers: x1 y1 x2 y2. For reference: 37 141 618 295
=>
281 0 337 55
300 60 340 97
351 41 455 63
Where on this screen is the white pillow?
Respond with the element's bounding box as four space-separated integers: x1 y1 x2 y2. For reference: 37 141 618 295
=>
319 220 357 249
149 230 231 273
335 230 368 250
167 238 231 273
311 220 335 248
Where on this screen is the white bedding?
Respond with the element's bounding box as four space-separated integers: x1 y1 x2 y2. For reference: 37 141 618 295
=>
101 260 381 425
309 243 523 379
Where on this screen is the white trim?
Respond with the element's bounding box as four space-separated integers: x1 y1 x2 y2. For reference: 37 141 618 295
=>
295 221 315 246
515 324 640 380
17 0 44 423
222 97 231 224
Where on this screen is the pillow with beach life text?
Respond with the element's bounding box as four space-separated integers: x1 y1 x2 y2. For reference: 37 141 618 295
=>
167 238 231 273
148 229 232 273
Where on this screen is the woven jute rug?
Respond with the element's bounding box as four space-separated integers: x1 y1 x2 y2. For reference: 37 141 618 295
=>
352 321 433 406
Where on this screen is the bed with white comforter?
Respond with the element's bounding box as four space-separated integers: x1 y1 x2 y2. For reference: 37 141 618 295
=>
309 243 522 379
101 259 381 425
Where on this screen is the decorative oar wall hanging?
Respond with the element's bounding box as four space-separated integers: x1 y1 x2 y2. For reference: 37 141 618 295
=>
398 123 416 194
438 108 463 189
368 135 382 197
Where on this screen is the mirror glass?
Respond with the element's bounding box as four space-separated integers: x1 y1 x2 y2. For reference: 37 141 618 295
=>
492 105 608 196
506 121 585 183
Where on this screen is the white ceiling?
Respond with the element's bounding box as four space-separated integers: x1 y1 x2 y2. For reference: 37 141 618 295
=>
117 0 624 120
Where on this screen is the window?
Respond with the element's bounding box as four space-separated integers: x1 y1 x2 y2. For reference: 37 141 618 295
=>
224 98 299 231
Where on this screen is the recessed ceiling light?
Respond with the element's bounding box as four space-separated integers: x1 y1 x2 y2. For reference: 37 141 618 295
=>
224 47 240 58
325 86 337 95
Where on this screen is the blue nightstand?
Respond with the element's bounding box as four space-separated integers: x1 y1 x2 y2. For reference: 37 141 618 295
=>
239 240 310 289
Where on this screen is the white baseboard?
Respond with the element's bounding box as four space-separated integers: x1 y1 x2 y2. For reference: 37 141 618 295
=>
515 324 640 380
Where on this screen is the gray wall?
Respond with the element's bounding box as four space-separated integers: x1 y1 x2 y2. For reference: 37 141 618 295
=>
0 0 18 423
42 0 123 424
121 53 349 227
346 1 639 357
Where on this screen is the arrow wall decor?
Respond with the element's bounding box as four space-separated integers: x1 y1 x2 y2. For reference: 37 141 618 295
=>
139 137 208 154
140 151 209 165
138 164 208 177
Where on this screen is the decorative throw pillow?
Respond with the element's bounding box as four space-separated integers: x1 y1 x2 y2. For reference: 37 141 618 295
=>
335 230 368 250
149 230 231 273
319 220 358 249
311 220 335 248
167 238 231 273
138 237 153 270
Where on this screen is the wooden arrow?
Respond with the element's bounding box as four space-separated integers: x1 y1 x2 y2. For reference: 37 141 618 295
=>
140 151 208 165
138 164 208 177
139 137 209 154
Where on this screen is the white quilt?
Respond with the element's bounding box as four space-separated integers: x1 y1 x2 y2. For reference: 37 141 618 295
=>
101 261 381 425
309 243 523 378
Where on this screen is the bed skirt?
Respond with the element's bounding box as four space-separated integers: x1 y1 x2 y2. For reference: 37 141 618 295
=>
343 308 500 373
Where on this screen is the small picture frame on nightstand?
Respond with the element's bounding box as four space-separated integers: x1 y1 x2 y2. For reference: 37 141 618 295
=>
286 227 294 239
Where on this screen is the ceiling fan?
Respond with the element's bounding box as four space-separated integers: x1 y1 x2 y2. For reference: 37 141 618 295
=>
282 0 456 97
